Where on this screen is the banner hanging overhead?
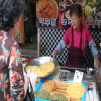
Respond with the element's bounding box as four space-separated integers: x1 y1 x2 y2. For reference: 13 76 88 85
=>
36 0 101 28
58 0 86 28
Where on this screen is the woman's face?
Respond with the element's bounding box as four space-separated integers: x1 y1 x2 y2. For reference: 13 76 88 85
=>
70 14 81 30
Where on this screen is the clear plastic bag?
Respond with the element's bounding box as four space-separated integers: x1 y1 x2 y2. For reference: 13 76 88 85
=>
27 68 37 91
23 68 37 101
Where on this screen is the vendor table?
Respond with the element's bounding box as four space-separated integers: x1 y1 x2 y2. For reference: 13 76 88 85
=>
36 66 100 101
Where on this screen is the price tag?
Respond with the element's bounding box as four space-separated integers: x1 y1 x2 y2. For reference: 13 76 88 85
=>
73 70 83 83
59 70 70 81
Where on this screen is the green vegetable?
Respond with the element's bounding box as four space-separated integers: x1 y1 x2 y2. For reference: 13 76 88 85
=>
88 0 93 2
34 90 50 100
50 93 67 101
87 2 93 6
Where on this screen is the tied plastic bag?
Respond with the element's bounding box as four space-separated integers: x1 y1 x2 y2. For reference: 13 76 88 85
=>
23 82 35 101
23 68 37 101
27 68 38 91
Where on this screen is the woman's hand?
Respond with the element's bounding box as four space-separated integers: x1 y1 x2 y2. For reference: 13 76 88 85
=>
52 50 58 58
97 59 101 66
95 58 101 66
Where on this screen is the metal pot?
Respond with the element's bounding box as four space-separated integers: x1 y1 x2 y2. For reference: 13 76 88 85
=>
85 68 94 78
24 56 59 78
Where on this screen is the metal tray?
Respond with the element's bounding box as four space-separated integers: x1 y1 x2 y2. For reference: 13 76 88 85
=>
24 56 59 78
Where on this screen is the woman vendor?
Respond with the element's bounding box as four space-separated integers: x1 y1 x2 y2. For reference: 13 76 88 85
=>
52 4 101 67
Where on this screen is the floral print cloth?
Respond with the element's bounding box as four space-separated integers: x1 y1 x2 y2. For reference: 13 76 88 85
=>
0 31 24 101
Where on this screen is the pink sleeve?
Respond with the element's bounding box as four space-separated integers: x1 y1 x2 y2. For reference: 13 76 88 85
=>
62 29 69 44
94 55 99 59
86 28 93 42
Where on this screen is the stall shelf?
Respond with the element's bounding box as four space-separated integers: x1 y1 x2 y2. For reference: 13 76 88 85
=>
35 66 100 101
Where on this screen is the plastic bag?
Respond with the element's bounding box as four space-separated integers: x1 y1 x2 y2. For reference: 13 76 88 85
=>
23 68 37 101
23 82 35 101
27 68 37 91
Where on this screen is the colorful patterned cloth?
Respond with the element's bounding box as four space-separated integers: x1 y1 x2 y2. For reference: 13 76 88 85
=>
0 31 24 101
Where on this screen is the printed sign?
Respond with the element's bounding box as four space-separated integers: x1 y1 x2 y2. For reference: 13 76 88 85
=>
36 0 58 28
36 0 101 28
58 0 85 28
59 69 70 81
73 70 83 83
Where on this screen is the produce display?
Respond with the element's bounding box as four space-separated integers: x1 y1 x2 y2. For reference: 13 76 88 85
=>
67 82 85 100
35 79 86 101
34 90 50 100
34 90 67 101
40 62 55 73
41 80 56 91
25 62 55 76
50 93 67 101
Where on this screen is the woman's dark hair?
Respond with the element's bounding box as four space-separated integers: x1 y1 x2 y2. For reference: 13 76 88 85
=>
69 4 83 17
0 0 25 31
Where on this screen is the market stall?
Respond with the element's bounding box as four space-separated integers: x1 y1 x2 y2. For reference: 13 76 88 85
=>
23 56 100 101
36 0 101 67
26 0 101 100
37 27 101 67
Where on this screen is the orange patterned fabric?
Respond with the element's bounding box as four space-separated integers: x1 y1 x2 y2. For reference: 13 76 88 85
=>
0 31 24 101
